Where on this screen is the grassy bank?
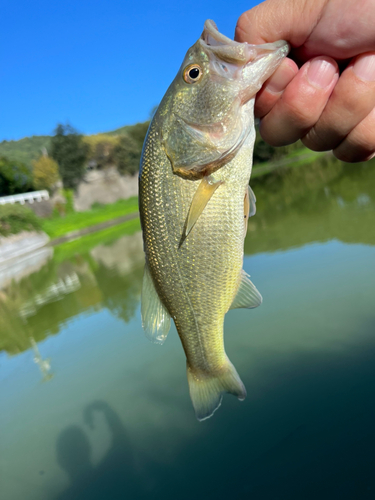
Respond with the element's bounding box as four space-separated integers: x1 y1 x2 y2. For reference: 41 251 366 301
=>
0 204 42 236
53 217 141 262
0 146 326 243
41 196 139 239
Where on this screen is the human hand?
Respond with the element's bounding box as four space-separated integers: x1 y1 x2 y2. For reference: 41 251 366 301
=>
236 0 375 162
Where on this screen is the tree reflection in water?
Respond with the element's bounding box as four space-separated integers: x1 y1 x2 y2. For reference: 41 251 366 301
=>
1 154 375 500
0 231 144 359
246 156 375 255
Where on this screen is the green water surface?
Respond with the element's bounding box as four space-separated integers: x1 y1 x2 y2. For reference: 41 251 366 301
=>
1 155 374 500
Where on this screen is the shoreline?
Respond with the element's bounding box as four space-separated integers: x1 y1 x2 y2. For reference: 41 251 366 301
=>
48 211 139 246
0 149 327 266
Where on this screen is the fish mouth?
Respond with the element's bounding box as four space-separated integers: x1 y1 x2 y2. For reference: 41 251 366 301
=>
200 20 289 103
200 19 289 66
201 20 238 49
200 20 252 65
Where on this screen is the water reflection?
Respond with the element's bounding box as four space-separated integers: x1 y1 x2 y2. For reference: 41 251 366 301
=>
30 336 54 381
150 339 375 500
56 401 138 500
246 155 375 254
1 156 374 359
0 246 53 290
0 231 144 358
0 155 374 500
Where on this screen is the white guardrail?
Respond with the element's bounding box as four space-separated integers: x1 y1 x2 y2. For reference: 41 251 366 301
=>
0 190 49 205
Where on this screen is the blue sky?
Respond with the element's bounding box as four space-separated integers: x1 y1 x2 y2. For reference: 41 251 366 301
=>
0 0 258 141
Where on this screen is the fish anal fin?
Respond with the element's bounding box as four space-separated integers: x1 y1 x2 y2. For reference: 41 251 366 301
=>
187 359 246 421
230 270 262 310
141 262 171 344
181 176 223 246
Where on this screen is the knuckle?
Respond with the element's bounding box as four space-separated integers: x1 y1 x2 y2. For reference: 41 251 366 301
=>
235 12 252 40
333 149 361 163
261 96 323 147
259 119 294 146
302 127 333 152
334 138 375 163
254 90 279 119
282 96 318 130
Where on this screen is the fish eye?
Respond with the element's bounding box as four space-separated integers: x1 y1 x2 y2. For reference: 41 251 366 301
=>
183 64 203 84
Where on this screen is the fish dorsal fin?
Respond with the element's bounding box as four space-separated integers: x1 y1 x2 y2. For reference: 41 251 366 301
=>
229 270 263 310
181 176 223 246
141 262 171 344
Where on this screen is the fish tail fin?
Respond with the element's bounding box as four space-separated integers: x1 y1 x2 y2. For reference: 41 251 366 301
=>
186 359 246 421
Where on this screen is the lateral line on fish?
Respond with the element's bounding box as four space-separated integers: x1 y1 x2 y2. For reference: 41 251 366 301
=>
173 252 207 364
154 173 206 362
166 207 207 363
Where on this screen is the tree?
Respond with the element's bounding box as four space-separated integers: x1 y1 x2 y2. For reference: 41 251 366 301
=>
253 130 279 165
0 156 33 196
50 124 89 189
126 121 150 149
83 134 118 169
32 155 60 192
113 134 141 176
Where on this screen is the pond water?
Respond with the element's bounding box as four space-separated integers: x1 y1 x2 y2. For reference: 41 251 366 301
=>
1 155 375 500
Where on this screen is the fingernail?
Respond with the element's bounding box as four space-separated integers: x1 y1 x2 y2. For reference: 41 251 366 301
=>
266 61 296 94
307 57 337 89
353 53 375 81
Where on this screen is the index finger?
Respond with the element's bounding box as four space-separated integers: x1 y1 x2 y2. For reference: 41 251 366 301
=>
235 0 327 46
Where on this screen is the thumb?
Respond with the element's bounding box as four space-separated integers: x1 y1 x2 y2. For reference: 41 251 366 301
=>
235 0 327 47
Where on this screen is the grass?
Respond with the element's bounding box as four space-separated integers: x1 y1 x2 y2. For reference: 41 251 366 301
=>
0 204 42 236
53 217 141 263
41 196 139 239
0 144 327 242
252 148 324 178
42 149 321 241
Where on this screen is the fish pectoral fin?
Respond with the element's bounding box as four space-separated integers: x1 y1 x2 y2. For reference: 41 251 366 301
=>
248 185 256 217
181 176 223 246
244 186 256 234
229 270 263 310
244 185 256 225
141 262 171 344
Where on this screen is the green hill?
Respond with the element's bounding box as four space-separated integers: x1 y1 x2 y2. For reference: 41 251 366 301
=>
0 122 149 168
103 124 132 136
0 136 51 167
0 119 304 170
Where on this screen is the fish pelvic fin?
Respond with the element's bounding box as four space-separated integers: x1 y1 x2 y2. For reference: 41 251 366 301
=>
141 261 171 344
187 359 246 421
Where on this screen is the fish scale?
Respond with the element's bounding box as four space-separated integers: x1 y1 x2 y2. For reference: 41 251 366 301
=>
140 113 252 367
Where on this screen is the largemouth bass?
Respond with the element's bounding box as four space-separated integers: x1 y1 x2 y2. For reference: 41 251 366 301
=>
139 20 288 420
